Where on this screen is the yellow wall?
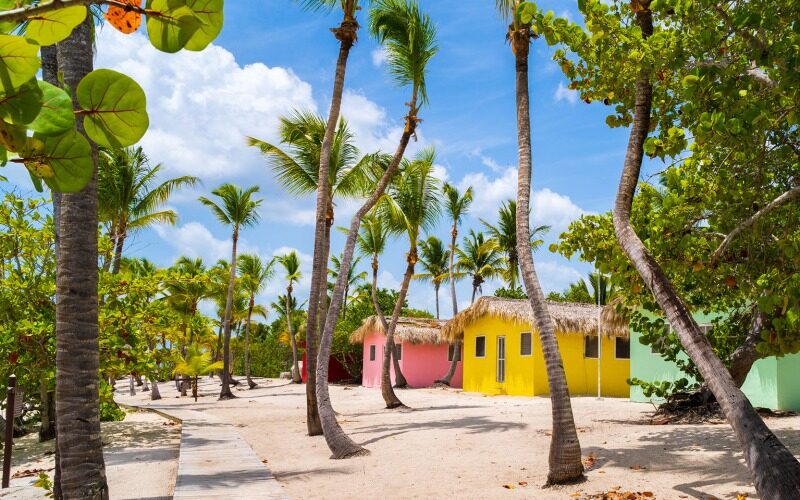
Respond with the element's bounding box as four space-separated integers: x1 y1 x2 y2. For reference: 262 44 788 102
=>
462 315 630 398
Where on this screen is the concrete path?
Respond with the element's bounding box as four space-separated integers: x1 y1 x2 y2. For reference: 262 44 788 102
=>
131 405 288 500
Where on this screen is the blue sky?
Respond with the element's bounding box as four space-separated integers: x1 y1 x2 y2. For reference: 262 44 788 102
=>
5 1 645 317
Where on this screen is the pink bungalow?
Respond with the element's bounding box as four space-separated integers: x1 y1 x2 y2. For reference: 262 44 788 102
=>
351 316 462 389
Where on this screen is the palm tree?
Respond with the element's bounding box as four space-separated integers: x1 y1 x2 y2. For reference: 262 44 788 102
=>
248 111 378 435
173 345 224 402
611 6 800 495
414 236 449 319
164 257 208 354
436 183 472 385
356 212 392 308
377 148 441 406
97 146 198 274
328 253 367 318
316 0 438 458
237 254 276 388
53 18 109 499
480 199 550 289
456 230 504 303
199 184 262 400
496 0 584 483
278 251 304 384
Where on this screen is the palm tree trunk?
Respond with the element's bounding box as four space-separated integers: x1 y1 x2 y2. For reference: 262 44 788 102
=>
512 27 583 484
286 289 302 384
129 374 136 396
150 379 161 401
38 377 55 442
305 8 357 437
316 97 420 458
245 297 257 388
437 223 461 385
610 8 800 496
42 43 63 500
110 220 126 274
381 251 418 408
54 18 109 499
434 283 439 319
219 230 239 400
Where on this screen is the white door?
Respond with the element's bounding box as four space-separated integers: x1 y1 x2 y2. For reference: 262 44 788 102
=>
497 336 506 383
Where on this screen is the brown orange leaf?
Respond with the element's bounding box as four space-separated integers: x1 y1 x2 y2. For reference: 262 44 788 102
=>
104 0 142 34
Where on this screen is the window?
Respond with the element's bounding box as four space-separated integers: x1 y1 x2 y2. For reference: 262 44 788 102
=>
615 338 630 359
520 332 532 356
584 335 599 359
369 345 376 361
395 343 402 361
496 336 506 383
448 344 462 362
475 336 486 358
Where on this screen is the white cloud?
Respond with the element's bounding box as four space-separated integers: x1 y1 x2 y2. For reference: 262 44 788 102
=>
535 261 584 294
261 199 316 226
458 167 518 215
377 270 401 290
340 90 428 156
154 222 255 263
95 29 316 179
530 188 586 230
371 47 388 67
431 163 449 183
554 82 578 104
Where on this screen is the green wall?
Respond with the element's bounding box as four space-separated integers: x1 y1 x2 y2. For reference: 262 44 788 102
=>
630 324 800 411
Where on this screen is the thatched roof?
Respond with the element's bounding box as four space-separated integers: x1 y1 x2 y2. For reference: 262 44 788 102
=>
440 296 628 342
350 316 447 345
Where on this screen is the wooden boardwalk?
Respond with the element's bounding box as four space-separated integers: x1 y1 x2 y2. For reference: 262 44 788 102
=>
145 407 288 500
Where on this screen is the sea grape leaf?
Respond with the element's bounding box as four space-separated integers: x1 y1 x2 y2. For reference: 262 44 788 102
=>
184 0 223 51
146 0 201 53
29 81 75 136
76 69 148 148
25 5 88 46
0 35 41 94
22 129 93 193
0 119 27 151
0 78 43 125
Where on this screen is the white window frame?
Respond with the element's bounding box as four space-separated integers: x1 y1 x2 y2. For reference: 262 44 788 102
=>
369 344 376 362
475 335 486 358
519 331 533 357
584 335 599 359
614 337 631 360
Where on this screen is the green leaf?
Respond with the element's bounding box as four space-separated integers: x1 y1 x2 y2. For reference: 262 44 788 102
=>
681 74 699 87
0 78 43 125
0 119 27 151
146 0 201 53
0 35 41 94
184 0 223 51
22 129 93 193
29 81 75 136
77 69 148 148
25 5 88 46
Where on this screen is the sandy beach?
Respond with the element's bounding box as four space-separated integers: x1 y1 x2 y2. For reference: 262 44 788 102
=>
117 377 800 499
1 408 180 500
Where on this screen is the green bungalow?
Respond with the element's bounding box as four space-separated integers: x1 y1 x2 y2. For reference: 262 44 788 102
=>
630 312 800 411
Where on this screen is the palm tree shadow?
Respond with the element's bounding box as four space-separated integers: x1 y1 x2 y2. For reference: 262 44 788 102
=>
351 414 527 446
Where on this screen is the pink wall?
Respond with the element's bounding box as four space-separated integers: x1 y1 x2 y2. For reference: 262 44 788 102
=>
361 331 462 389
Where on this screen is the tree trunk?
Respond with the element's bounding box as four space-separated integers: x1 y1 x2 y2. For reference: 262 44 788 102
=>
316 95 419 458
370 258 405 403
150 380 161 401
38 379 55 442
134 373 143 386
54 18 109 499
219 229 239 400
286 288 302 384
437 223 461 385
142 377 149 392
610 8 800 497
381 250 418 407
434 283 439 319
306 16 357 438
245 297 257 388
110 220 126 274
129 374 136 396
728 310 765 387
512 27 583 484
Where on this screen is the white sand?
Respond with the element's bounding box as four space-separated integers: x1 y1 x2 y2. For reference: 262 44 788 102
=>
117 376 800 499
0 408 180 500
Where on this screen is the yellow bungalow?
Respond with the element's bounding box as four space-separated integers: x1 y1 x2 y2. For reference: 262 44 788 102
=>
441 296 630 398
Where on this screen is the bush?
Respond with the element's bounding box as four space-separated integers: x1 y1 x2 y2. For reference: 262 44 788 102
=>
99 380 125 422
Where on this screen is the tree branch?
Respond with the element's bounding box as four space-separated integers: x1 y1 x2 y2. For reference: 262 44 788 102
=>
710 183 800 265
0 0 144 25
